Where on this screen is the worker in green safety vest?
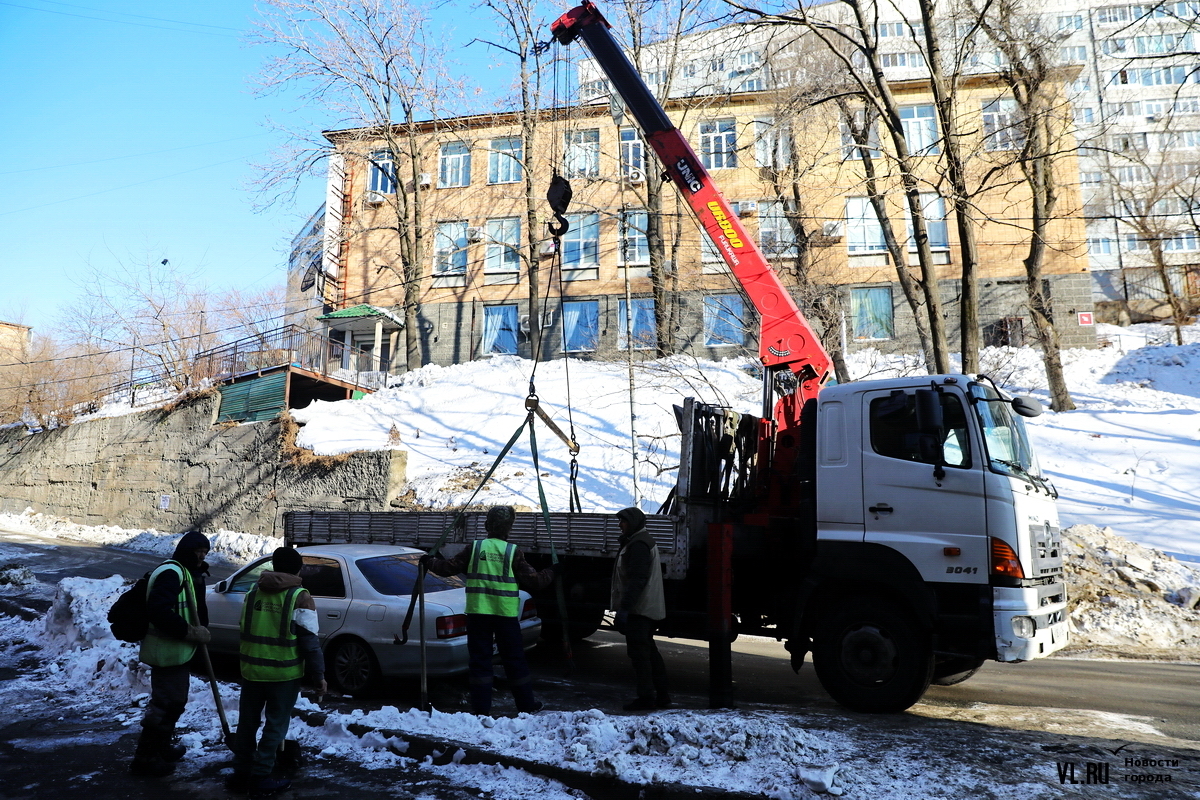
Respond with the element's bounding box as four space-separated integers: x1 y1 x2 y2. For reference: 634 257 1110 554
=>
423 506 559 715
226 547 326 797
130 530 212 778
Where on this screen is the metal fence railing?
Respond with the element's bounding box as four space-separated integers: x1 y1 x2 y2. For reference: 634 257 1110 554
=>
193 325 390 390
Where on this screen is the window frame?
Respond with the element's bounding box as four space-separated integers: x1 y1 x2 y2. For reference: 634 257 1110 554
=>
617 297 656 351
850 286 895 340
433 220 469 274
438 141 472 189
480 304 520 356
484 216 521 274
563 129 601 179
703 294 746 347
561 299 600 352
487 137 522 185
699 118 738 170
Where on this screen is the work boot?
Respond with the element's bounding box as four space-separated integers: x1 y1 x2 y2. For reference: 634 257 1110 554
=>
517 700 544 715
250 775 291 797
131 728 176 777
161 737 187 763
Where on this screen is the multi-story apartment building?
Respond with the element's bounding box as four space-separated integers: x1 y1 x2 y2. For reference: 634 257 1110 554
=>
0 321 31 364
290 10 1095 374
851 0 1200 323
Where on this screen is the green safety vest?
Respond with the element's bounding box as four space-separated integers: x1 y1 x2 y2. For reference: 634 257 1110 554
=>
239 585 306 682
139 560 199 668
465 538 520 617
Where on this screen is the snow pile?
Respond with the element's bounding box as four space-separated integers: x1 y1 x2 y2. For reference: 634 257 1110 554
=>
1063 524 1200 658
313 704 849 795
0 508 279 566
39 575 148 692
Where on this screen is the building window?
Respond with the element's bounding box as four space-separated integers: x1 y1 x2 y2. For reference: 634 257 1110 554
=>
900 104 939 155
1057 14 1083 30
484 217 521 273
880 52 923 68
851 286 894 340
434 221 469 273
754 118 792 168
439 141 471 188
846 197 887 252
703 295 745 347
620 128 645 178
1059 46 1088 62
481 305 519 355
842 111 882 160
488 137 522 184
368 150 396 195
619 210 649 265
618 298 656 350
561 300 599 352
982 98 1023 151
906 193 949 250
699 118 738 169
701 232 724 265
760 200 798 257
561 212 599 269
564 129 600 178
1088 237 1114 255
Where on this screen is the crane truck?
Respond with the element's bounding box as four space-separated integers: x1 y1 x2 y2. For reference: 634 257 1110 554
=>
285 1 1068 713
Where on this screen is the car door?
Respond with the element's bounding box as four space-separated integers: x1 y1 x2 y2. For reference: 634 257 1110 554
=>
206 557 271 652
299 554 351 644
860 387 989 582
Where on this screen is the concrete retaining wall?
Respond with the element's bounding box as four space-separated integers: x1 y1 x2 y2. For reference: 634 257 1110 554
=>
0 394 405 538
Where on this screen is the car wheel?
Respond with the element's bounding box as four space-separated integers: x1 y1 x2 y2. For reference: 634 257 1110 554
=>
931 657 985 686
813 598 933 713
328 637 381 696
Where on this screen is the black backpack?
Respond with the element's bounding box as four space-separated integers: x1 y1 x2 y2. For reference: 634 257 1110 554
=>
108 571 152 642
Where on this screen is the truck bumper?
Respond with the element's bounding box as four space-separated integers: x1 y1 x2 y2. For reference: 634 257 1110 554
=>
992 583 1069 662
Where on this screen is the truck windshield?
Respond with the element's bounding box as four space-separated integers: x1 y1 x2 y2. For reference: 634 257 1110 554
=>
969 383 1042 480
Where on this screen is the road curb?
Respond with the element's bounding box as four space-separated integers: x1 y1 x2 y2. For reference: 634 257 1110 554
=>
293 708 769 799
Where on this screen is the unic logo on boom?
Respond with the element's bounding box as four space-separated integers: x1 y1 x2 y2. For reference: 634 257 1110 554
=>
675 158 703 193
707 201 744 248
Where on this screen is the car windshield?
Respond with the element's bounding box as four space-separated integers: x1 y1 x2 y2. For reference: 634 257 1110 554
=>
356 554 464 595
969 382 1042 480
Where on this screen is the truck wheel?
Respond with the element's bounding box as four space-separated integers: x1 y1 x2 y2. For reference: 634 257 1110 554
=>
931 657 985 686
813 599 934 713
328 637 381 695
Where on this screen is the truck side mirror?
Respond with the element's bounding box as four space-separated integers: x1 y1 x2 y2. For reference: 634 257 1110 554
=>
914 389 944 434
1011 396 1043 418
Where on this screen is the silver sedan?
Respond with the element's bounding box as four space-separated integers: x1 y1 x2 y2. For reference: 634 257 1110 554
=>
206 544 542 694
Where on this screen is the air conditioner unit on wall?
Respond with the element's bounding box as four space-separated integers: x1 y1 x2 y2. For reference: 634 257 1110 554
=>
365 190 385 205
418 173 432 188
539 239 557 256
466 226 485 242
625 169 646 184
823 221 844 238
736 201 758 216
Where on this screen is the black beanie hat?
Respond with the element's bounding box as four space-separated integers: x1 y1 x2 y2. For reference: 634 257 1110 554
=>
176 530 210 554
484 506 516 537
616 506 646 532
272 546 304 575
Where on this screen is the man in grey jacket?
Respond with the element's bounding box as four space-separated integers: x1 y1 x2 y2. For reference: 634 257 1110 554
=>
610 507 670 711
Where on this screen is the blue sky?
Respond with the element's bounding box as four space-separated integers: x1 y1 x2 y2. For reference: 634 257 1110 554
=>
0 0 521 336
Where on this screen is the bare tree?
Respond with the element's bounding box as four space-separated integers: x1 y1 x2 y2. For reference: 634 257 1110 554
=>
253 0 469 371
969 0 1077 411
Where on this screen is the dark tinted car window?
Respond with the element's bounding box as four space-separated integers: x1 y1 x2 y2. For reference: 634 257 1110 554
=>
300 556 347 598
356 554 464 595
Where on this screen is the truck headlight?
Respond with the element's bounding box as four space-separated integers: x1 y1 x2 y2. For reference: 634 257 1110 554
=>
1011 616 1036 639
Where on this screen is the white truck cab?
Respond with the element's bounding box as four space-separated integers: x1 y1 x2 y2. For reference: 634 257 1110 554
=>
814 375 1069 670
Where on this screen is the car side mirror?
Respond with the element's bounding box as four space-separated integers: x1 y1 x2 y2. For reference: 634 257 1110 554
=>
1011 396 1043 418
214 580 228 593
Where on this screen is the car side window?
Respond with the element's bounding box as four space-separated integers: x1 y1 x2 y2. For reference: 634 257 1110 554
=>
870 390 970 468
229 559 270 593
299 556 347 598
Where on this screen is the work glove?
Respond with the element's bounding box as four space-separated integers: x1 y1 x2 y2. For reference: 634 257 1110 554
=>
614 610 629 634
185 624 211 644
311 678 328 697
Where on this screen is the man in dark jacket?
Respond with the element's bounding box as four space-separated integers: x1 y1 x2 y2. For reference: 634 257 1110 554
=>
423 506 557 716
227 547 326 797
611 507 670 711
131 530 212 777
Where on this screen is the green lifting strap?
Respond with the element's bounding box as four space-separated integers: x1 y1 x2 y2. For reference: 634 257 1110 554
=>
529 415 574 673
397 414 532 645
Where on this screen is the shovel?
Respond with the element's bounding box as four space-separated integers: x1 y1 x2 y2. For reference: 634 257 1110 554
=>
198 642 235 748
